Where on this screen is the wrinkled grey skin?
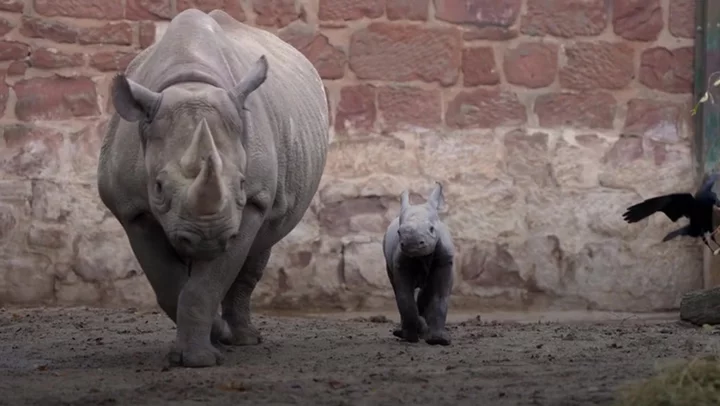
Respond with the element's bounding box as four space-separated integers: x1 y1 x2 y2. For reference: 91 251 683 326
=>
382 182 455 346
97 9 329 368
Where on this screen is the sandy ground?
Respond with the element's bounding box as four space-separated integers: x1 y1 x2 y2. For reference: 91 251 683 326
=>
0 307 718 406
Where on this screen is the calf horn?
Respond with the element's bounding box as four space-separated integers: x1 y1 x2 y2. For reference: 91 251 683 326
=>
184 119 226 215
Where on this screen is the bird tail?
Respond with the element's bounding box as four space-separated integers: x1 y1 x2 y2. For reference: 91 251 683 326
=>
662 226 691 242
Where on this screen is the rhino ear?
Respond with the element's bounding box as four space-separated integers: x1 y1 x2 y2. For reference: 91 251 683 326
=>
230 55 269 110
112 74 162 122
427 181 444 212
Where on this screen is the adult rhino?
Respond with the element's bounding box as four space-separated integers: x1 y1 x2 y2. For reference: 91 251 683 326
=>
97 9 329 368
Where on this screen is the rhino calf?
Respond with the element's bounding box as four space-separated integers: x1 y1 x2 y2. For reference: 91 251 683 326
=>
97 9 329 367
383 182 455 346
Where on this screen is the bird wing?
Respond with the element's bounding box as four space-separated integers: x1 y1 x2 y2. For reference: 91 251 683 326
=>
695 172 720 201
622 193 696 223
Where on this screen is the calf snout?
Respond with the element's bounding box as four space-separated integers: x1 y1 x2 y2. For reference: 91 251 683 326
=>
399 238 433 257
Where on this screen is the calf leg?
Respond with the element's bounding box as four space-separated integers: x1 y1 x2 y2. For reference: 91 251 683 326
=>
220 248 271 346
423 263 453 346
390 268 423 343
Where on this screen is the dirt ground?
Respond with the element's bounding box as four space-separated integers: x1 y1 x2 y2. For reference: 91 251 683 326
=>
0 308 718 406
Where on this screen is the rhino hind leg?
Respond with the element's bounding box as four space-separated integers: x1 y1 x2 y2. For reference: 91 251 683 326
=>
220 248 271 346
122 219 230 346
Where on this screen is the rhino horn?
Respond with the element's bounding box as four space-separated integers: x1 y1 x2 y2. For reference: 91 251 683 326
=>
184 119 226 215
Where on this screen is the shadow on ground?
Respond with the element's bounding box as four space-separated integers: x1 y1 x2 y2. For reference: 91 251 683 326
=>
0 307 717 405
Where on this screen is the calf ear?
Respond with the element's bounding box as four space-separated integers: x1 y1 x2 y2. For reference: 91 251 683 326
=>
111 74 162 122
400 190 410 211
427 181 444 212
230 55 269 110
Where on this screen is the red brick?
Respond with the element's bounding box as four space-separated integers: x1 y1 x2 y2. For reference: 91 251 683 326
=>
14 76 99 121
7 61 26 76
534 92 616 129
0 0 23 12
521 0 607 38
349 23 462 86
34 0 124 19
90 51 139 72
639 47 694 94
335 85 376 134
126 0 172 20
68 122 104 177
139 22 156 48
20 17 78 44
253 0 299 27
377 86 441 131
0 70 7 118
463 26 518 41
279 24 346 79
30 48 85 69
670 0 696 38
387 0 429 20
178 0 246 21
0 17 13 37
461 47 499 86
602 136 643 167
560 42 634 90
0 41 29 62
623 99 682 143
78 22 133 45
446 88 526 129
503 43 558 88
434 0 520 26
318 0 384 20
1 125 63 178
612 0 662 41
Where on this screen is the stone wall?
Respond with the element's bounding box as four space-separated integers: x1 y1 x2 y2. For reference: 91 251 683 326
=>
0 0 702 312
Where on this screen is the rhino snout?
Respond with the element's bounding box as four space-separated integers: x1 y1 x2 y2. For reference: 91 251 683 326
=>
399 238 433 257
171 231 201 256
170 230 237 259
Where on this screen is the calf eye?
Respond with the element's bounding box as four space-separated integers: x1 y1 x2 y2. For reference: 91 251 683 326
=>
429 226 435 233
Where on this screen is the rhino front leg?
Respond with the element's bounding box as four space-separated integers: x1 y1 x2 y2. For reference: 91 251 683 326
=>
390 268 423 343
169 209 264 368
422 263 453 346
220 248 271 346
122 218 230 345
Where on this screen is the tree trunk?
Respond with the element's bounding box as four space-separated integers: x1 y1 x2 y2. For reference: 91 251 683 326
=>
679 286 720 325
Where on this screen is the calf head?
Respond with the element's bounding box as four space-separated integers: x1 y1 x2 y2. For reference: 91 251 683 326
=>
397 182 444 257
111 55 269 260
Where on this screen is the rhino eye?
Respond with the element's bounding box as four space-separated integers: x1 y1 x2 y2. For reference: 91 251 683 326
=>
154 180 163 195
429 226 435 233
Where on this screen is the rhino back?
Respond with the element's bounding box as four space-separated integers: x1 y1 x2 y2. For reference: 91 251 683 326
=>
100 9 329 239
209 10 330 239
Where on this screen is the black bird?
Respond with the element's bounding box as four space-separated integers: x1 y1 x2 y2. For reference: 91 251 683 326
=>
622 173 720 251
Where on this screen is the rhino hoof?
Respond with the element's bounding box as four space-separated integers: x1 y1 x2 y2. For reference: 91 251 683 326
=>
228 326 262 346
425 331 451 346
392 328 419 343
168 345 224 368
210 318 232 344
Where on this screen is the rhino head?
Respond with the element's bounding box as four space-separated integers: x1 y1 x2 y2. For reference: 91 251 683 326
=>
397 182 444 257
110 55 269 260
